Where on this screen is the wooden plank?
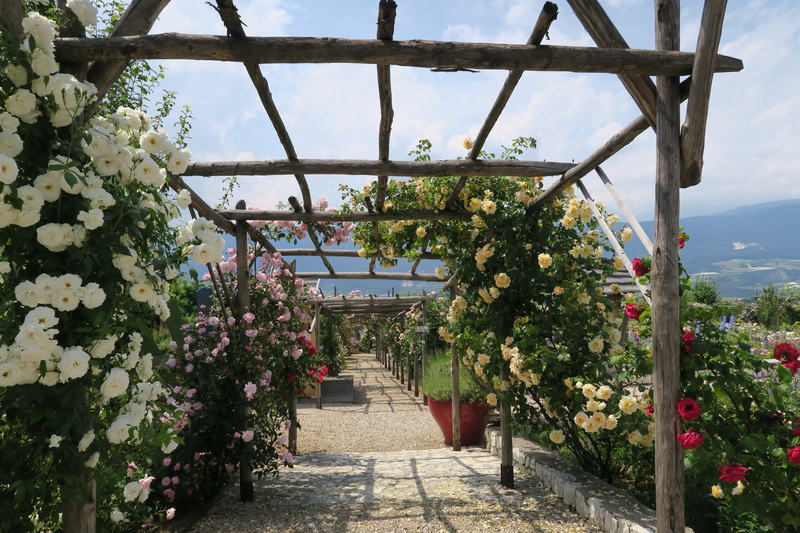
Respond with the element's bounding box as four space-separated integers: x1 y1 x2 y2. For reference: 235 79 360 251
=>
54 34 744 76
595 167 653 255
680 0 729 188
375 0 396 213
447 1 559 208
185 158 575 177
567 0 657 129
276 248 443 260
217 208 473 222
529 78 692 211
299 272 442 281
212 0 314 212
61 475 96 533
500 366 513 488
235 199 255 503
85 0 172 114
653 1 685 531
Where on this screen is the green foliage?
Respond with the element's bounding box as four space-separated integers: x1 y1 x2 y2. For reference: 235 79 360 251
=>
421 348 484 403
756 285 784 329
168 271 205 323
319 313 347 376
690 276 721 307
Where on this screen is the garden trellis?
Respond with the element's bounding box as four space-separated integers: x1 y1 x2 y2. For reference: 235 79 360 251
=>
1 0 742 531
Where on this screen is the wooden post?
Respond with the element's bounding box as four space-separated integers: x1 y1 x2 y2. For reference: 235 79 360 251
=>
421 300 427 405
288 383 298 455
61 475 96 533
500 365 514 488
450 286 461 451
654 1 685 531
235 199 254 503
679 0 728 187
314 302 322 409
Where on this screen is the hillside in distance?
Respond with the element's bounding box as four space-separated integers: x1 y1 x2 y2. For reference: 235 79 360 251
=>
622 199 800 298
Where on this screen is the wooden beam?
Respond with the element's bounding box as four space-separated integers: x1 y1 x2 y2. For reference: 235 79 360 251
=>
567 0 657 129
184 158 575 177
275 248 442 260
212 0 314 212
299 272 441 282
653 1 685 531
54 34 744 76
85 0 172 115
529 78 692 210
375 0 396 212
680 0 729 188
447 1 559 208
168 175 236 234
218 208 472 222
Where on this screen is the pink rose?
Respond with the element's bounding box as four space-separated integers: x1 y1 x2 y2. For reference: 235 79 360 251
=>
241 430 254 442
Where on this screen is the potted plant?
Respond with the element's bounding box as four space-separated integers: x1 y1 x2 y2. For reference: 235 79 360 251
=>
422 349 492 446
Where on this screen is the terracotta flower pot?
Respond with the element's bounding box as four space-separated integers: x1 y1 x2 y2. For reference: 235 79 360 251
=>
427 398 491 446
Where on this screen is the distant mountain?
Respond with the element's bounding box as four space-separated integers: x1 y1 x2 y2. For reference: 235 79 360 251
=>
623 199 800 298
207 200 800 299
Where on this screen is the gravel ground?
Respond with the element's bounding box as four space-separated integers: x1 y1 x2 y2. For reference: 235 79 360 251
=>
173 354 602 533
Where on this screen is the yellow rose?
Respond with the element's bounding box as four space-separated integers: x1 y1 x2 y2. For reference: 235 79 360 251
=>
486 393 497 406
537 253 553 268
549 430 566 444
711 485 724 499
494 273 511 288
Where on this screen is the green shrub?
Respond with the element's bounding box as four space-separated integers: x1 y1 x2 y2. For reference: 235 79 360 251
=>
422 349 484 403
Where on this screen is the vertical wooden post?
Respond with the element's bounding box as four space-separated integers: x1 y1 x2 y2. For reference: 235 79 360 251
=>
314 302 322 409
450 286 461 451
500 365 514 488
399 316 405 385
61 476 96 533
421 300 428 405
235 199 254 502
654 1 685 531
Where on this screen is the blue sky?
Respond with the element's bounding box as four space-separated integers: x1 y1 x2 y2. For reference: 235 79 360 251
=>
147 0 799 222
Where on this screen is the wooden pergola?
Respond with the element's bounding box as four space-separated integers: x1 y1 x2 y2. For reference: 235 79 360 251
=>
2 0 742 530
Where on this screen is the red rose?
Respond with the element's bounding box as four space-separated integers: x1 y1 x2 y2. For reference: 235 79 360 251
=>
678 233 687 249
678 430 705 449
718 462 749 483
792 427 800 438
676 398 701 421
645 400 654 417
775 343 800 375
681 331 695 355
788 446 800 465
287 372 297 382
625 304 644 321
632 258 649 277
307 342 317 356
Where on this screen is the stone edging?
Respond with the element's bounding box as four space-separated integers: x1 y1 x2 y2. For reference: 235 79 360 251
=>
485 428 694 533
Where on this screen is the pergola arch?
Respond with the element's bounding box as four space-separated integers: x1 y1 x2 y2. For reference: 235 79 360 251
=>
9 0 742 530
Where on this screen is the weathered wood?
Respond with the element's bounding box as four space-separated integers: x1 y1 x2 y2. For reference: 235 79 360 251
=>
450 286 461 451
61 475 96 533
0 0 24 37
185 158 575 177
235 199 254 503
85 0 172 115
567 0 657 129
500 365 514 488
275 248 442 260
217 208 473 222
54 34 744 76
595 167 653 255
213 0 313 212
653 1 685 531
314 303 322 409
680 0 728 188
300 272 441 282
529 78 692 210
447 1 559 208
576 179 651 304
421 299 428 404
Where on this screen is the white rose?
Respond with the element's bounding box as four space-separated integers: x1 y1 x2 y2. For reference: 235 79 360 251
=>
129 282 155 303
82 129 115 159
78 430 95 452
136 354 153 381
83 187 115 208
4 65 27 87
161 440 179 454
166 148 190 175
138 130 170 154
0 154 18 184
77 208 104 230
58 346 90 380
52 290 80 312
90 336 116 359
22 306 58 329
122 480 141 502
81 283 106 309
107 415 134 444
84 451 100 468
33 171 62 202
176 188 192 208
37 223 70 252
0 131 23 158
4 89 38 120
30 48 57 76
100 367 130 401
110 508 125 523
132 157 160 186
15 281 42 307
66 0 98 27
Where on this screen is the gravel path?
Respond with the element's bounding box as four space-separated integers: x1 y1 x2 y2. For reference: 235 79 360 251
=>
181 353 602 533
